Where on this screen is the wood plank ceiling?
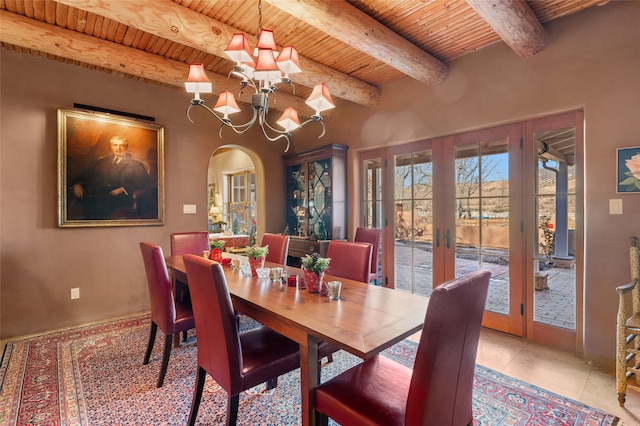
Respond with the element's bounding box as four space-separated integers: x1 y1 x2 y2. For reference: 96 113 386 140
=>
1 0 608 113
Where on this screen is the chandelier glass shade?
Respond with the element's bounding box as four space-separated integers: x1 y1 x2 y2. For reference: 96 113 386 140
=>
184 29 335 152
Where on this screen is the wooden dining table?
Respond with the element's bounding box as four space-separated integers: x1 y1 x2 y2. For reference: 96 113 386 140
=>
165 254 429 426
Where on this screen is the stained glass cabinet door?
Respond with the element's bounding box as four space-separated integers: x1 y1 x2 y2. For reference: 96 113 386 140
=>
283 144 348 241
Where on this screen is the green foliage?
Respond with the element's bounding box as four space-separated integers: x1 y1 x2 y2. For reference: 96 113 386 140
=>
539 215 555 258
209 239 226 250
232 217 241 235
246 245 269 259
301 253 331 274
618 170 640 192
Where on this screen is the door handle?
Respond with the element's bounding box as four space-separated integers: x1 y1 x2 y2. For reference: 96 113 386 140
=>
435 228 440 248
445 228 451 249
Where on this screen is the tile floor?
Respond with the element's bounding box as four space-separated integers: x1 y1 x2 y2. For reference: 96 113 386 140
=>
408 327 640 425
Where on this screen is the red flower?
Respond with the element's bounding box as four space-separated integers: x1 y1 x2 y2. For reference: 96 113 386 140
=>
547 223 554 229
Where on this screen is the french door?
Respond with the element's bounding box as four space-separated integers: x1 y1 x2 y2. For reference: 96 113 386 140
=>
524 111 582 351
381 125 523 335
450 125 524 334
361 113 582 346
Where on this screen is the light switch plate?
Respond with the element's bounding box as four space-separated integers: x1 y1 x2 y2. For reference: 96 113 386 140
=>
609 199 623 215
183 204 197 214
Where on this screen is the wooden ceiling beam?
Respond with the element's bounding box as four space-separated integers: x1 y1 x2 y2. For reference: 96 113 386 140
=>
265 0 449 86
0 10 309 113
55 0 381 107
466 0 548 57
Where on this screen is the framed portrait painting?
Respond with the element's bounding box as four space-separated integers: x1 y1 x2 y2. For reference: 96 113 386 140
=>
617 146 640 193
58 108 165 227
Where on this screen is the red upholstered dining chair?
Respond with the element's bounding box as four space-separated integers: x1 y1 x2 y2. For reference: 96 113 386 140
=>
319 240 374 366
261 233 290 264
139 242 195 388
314 270 491 426
183 254 301 426
170 231 209 257
354 227 382 283
325 240 373 283
170 231 209 309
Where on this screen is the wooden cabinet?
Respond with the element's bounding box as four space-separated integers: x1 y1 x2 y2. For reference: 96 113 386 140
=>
283 144 348 259
288 238 329 260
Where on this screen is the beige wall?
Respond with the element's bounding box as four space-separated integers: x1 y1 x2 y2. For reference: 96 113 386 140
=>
0 50 292 338
1 1 638 369
328 1 639 369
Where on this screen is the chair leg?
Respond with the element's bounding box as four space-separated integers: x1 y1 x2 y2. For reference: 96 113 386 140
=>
326 354 333 363
188 367 206 426
182 329 188 342
143 322 157 365
227 393 240 426
157 334 173 388
266 378 277 390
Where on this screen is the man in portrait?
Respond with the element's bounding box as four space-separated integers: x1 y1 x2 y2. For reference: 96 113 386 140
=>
69 135 150 220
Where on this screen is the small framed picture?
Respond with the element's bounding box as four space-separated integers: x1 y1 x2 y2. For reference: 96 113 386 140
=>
617 146 640 193
58 108 165 227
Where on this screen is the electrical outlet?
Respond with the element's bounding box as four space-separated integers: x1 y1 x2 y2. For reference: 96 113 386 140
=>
71 288 80 299
609 199 623 214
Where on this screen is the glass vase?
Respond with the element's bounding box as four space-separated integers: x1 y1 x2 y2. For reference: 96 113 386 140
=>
303 269 325 293
248 256 266 276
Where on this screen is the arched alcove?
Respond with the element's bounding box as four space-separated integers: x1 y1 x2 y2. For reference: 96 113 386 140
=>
208 146 264 245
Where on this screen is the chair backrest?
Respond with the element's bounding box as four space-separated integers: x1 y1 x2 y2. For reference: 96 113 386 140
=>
140 242 177 332
183 254 243 394
262 233 290 264
325 240 373 283
170 232 209 256
406 270 490 425
354 227 382 277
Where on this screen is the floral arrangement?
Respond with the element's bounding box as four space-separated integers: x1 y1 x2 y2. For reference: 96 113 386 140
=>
619 153 640 192
209 239 226 250
246 245 269 259
538 215 555 259
301 253 331 274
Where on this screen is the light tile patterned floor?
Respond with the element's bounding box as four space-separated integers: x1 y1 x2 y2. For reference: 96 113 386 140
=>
471 329 639 425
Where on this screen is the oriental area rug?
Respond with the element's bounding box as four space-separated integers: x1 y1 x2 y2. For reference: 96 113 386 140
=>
0 314 619 425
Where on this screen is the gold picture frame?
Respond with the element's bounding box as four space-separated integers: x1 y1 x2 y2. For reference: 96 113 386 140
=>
58 108 164 227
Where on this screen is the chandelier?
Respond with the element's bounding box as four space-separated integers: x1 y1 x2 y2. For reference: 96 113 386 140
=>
184 2 335 152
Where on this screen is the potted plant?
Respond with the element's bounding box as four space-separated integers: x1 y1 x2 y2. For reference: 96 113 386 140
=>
209 239 226 263
535 216 555 291
538 215 555 270
246 245 269 276
301 253 331 293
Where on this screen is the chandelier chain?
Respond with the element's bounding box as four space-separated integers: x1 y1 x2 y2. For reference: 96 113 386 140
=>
257 0 263 38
